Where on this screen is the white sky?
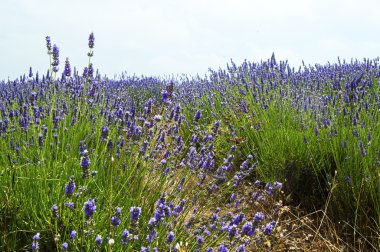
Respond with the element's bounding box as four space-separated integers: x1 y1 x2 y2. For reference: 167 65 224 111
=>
1 0 380 80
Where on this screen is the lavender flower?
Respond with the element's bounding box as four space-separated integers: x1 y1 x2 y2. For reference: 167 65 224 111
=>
80 149 90 178
52 44 59 72
31 233 40 251
264 222 276 235
29 67 33 78
46 36 52 54
230 193 237 202
153 115 162 121
148 217 157 227
235 244 246 252
162 90 171 104
253 212 264 225
83 67 88 77
232 213 245 225
95 234 102 245
254 180 261 187
64 176 76 197
38 133 43 147
111 207 121 227
166 231 175 243
360 141 366 156
111 216 121 227
70 230 77 240
83 198 96 218
219 244 229 252
227 224 238 237
65 202 74 210
273 181 282 190
345 175 351 184
52 204 59 219
88 63 94 77
121 229 129 245
62 242 68 251
194 110 201 121
130 206 142 221
88 32 95 49
241 221 254 236
196 235 205 247
64 57 71 77
146 230 157 243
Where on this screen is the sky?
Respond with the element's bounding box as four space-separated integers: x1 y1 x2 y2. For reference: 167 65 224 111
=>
1 0 380 80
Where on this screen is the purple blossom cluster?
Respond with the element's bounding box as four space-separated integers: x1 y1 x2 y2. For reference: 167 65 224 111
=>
4 34 379 251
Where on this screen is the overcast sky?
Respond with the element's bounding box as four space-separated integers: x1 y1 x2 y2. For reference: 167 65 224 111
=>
1 0 380 80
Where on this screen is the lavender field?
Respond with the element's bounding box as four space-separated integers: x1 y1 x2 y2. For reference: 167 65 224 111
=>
0 34 379 251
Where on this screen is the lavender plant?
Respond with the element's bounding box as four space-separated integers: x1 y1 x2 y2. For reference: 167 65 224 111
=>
0 35 379 251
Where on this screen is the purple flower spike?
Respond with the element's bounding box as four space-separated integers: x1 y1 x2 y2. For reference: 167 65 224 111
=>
130 206 142 221
241 221 255 236
236 244 246 252
70 230 77 239
31 233 40 251
219 244 229 252
64 57 71 77
273 181 282 190
62 242 68 251
88 32 95 49
121 229 129 245
83 198 96 218
52 44 60 72
162 90 172 104
64 176 76 197
95 234 102 245
166 231 174 243
264 222 276 235
111 216 121 227
52 204 59 219
46 36 52 53
253 212 264 225
194 110 201 121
